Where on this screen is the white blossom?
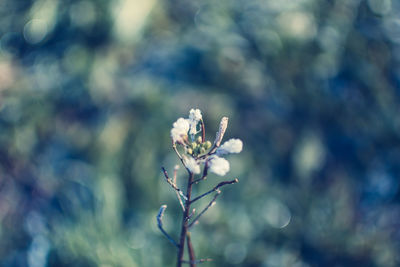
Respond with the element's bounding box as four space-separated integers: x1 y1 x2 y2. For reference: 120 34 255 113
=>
188 108 202 136
171 118 190 143
217 138 243 155
208 156 230 176
189 108 202 121
184 157 201 174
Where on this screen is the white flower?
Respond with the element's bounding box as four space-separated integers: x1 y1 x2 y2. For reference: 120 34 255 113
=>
208 156 230 176
184 157 201 174
171 118 190 143
188 108 202 136
189 109 202 122
217 138 243 155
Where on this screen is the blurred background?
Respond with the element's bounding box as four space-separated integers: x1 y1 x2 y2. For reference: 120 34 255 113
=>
1 0 400 266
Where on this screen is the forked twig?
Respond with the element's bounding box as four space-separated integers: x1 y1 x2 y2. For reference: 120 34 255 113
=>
161 167 188 201
189 191 220 228
157 205 179 248
185 208 196 222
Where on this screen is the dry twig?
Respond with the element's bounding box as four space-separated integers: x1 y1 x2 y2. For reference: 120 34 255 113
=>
157 205 179 248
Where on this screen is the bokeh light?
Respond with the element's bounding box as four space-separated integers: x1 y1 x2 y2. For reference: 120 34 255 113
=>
1 0 400 266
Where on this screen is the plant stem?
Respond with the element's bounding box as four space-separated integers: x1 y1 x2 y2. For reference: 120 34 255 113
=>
187 233 196 267
177 172 196 267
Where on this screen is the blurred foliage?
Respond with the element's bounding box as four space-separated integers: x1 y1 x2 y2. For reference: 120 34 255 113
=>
1 0 400 266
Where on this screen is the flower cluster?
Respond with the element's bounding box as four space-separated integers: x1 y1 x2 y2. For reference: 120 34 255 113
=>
159 109 243 266
170 109 243 177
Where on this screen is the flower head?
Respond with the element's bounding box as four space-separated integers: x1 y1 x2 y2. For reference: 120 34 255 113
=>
171 118 190 143
217 138 243 155
184 156 201 174
208 156 230 176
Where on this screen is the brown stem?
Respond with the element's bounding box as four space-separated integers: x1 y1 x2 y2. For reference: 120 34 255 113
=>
161 167 187 201
177 172 195 267
186 232 196 267
200 119 205 143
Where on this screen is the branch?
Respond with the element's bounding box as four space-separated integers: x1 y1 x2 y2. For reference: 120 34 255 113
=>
161 167 188 201
186 232 196 267
185 208 196 222
189 191 220 228
173 165 185 211
157 205 179 248
172 143 191 174
190 178 239 203
182 259 213 264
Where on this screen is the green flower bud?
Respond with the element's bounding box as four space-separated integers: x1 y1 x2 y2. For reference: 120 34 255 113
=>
187 148 193 155
196 136 202 144
191 142 197 149
204 141 212 149
200 147 206 154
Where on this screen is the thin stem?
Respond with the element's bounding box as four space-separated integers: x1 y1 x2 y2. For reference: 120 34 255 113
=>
189 191 220 228
186 232 196 267
185 209 196 222
191 179 239 203
182 259 213 264
161 167 188 201
200 119 205 143
173 143 191 174
173 166 186 211
157 205 179 248
177 172 195 267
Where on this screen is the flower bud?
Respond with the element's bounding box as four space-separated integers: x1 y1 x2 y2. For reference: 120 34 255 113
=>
204 141 212 149
214 117 228 147
200 147 206 154
187 148 193 155
191 142 197 149
196 136 203 144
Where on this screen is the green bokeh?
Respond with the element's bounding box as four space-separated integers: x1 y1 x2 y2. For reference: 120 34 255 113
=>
0 0 399 266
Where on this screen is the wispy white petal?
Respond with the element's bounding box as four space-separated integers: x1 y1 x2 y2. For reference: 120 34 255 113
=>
184 157 201 174
217 138 243 155
171 118 190 143
208 156 230 176
189 109 202 121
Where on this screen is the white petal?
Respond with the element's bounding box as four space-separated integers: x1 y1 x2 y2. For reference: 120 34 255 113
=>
208 156 230 176
217 138 243 155
189 108 202 121
184 157 201 174
171 117 190 142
